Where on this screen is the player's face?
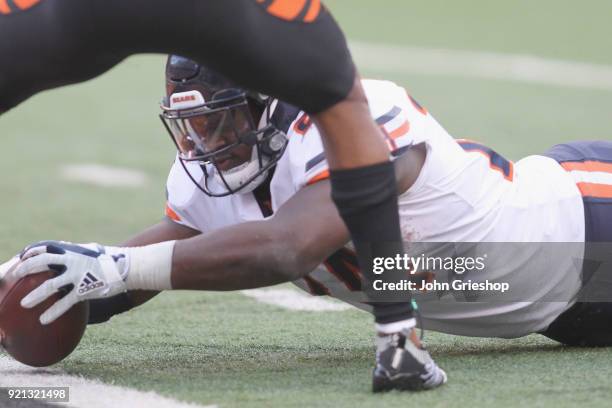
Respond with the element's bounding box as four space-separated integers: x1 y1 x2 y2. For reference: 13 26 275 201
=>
186 106 253 172
163 86 262 173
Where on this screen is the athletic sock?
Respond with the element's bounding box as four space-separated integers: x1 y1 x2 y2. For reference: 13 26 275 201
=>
329 161 414 325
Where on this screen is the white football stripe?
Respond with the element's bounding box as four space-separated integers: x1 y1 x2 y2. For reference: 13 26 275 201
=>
350 41 612 91
60 164 148 188
0 356 215 408
568 170 612 185
241 288 351 311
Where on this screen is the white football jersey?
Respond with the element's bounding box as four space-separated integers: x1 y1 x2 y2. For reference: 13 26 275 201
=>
165 79 585 338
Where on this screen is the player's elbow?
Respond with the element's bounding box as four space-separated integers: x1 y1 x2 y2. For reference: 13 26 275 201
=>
265 232 322 282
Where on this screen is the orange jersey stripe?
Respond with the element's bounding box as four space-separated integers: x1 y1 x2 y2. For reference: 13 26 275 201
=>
267 0 308 21
378 126 398 151
323 262 355 291
165 204 182 222
576 182 612 199
504 161 515 182
293 113 313 135
561 161 612 174
388 120 410 139
307 169 330 185
0 0 10 14
13 0 40 10
341 258 361 280
303 275 331 296
303 0 321 22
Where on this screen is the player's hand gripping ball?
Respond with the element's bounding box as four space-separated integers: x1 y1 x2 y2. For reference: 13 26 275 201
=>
0 256 89 367
0 241 128 367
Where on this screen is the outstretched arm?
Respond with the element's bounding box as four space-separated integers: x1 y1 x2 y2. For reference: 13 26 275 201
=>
10 180 348 325
171 180 349 290
171 144 425 290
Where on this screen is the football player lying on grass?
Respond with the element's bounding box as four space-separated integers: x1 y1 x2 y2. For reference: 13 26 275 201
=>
4 55 612 389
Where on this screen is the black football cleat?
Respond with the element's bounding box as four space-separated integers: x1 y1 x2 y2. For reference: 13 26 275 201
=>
372 329 447 392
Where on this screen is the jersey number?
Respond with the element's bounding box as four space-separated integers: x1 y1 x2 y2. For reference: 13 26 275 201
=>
457 140 514 181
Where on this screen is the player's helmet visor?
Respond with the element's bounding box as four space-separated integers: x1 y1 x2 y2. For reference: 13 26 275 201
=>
160 89 257 163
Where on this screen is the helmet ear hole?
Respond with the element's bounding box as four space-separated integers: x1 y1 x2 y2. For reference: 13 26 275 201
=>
260 129 288 157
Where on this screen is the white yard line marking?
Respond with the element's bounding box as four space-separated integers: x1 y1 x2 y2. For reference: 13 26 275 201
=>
241 288 351 312
0 356 216 408
350 41 612 91
60 164 148 188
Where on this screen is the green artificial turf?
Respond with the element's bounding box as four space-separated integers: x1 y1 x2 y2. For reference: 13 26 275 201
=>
1 1 611 406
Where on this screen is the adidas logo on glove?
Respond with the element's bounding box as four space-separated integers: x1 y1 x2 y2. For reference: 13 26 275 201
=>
78 272 104 295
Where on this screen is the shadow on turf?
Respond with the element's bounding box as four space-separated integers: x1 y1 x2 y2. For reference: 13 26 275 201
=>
428 336 612 358
65 336 612 375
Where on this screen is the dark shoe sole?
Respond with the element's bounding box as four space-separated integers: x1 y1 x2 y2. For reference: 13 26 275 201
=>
372 374 429 393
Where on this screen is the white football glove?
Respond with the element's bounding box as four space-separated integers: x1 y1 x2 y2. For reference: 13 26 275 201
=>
12 240 129 325
0 256 19 280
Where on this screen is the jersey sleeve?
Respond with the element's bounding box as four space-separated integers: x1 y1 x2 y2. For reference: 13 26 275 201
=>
165 156 203 232
283 79 430 192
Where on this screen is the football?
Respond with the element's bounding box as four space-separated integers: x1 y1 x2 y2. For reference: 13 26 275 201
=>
0 270 89 367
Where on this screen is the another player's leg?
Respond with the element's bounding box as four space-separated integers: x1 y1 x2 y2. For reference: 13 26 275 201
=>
312 76 446 392
219 2 447 391
201 1 447 390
